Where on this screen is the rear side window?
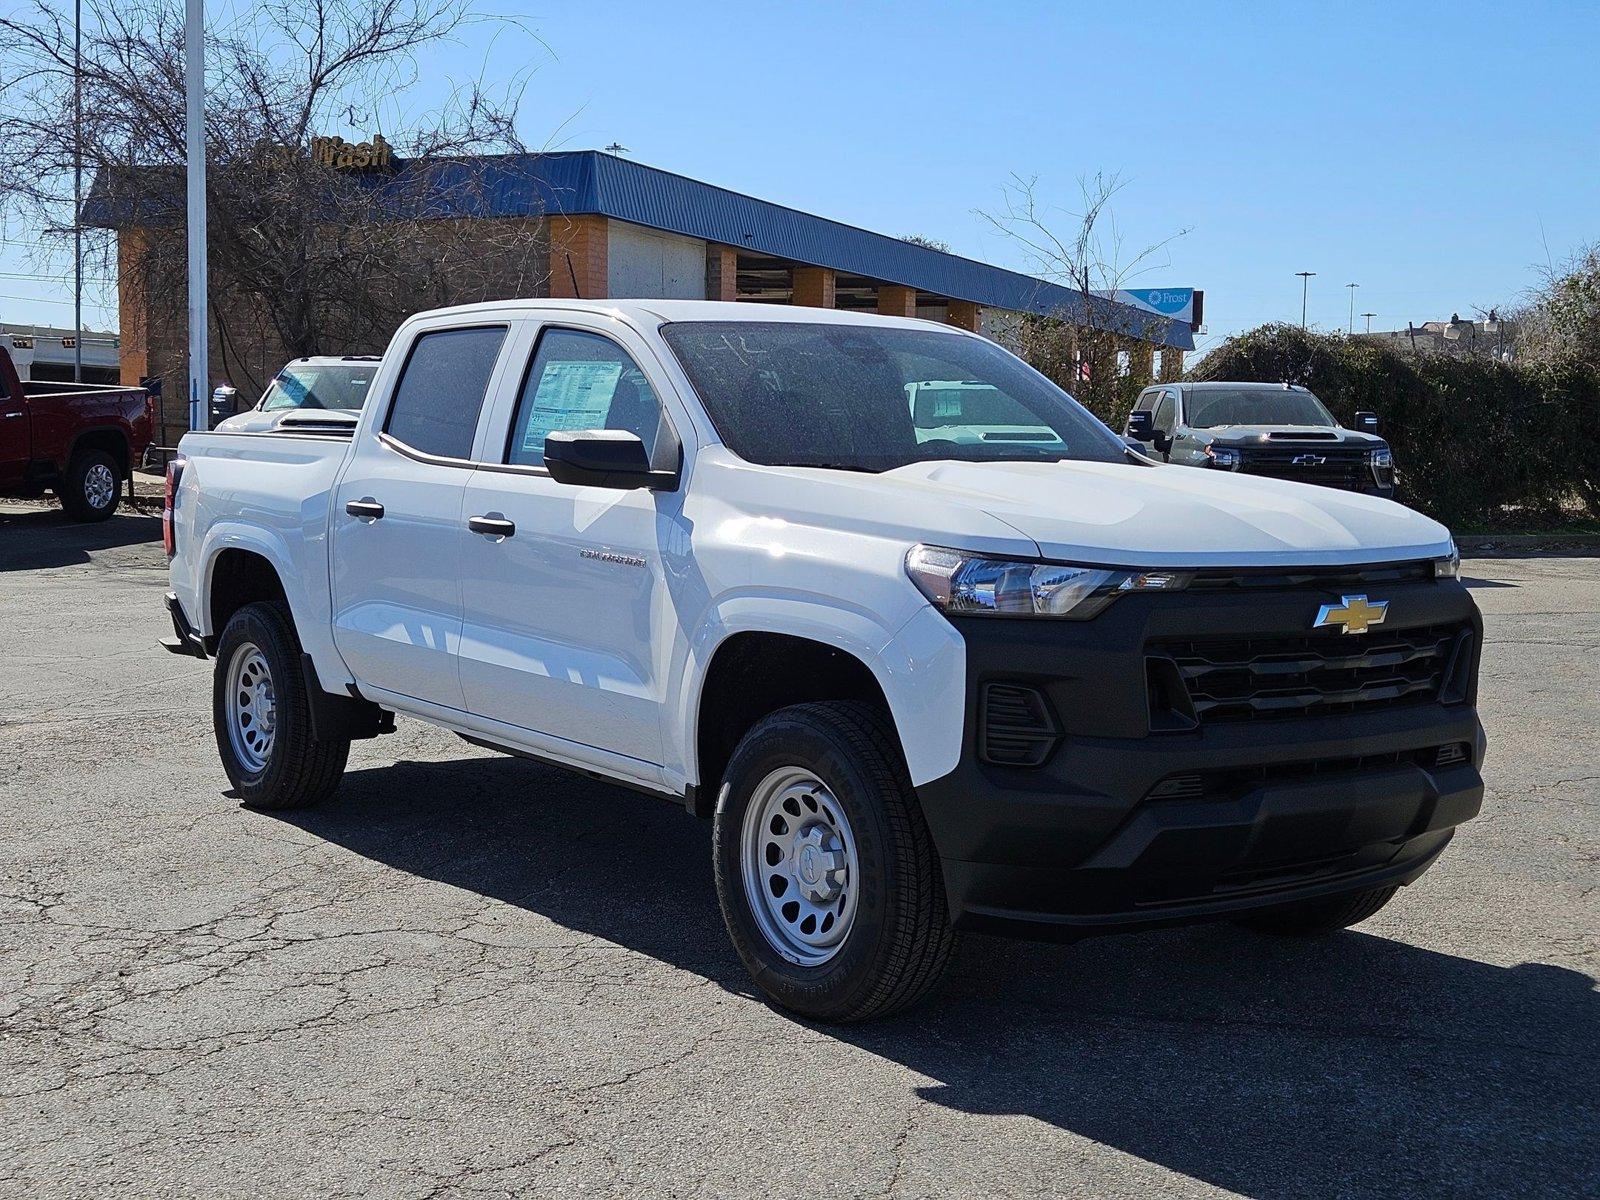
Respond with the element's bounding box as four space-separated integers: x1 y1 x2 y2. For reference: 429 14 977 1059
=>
384 326 507 459
504 328 668 468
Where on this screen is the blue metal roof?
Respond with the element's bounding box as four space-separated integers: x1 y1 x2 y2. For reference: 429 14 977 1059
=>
84 150 1194 349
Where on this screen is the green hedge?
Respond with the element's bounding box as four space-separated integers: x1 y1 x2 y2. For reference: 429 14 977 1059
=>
1185 324 1600 528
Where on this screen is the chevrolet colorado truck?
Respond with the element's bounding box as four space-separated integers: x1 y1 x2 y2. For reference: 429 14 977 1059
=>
0 344 154 520
163 300 1485 1022
1125 380 1397 499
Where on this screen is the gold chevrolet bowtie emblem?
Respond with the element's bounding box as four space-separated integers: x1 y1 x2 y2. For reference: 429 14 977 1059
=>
1314 594 1389 635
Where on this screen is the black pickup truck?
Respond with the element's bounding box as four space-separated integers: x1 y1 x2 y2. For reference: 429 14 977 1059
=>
1124 381 1396 499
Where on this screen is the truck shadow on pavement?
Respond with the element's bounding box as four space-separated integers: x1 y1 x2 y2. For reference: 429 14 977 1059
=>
280 754 1598 1200
0 506 162 571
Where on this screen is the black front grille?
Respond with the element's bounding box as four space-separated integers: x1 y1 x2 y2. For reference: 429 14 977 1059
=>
979 683 1060 767
1144 745 1454 804
1155 623 1472 723
1240 448 1372 490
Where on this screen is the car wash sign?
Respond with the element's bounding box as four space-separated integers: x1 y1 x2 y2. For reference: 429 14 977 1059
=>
310 133 394 171
1096 288 1201 329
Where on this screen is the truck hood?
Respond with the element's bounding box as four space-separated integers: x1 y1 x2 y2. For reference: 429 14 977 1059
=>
872 458 1449 567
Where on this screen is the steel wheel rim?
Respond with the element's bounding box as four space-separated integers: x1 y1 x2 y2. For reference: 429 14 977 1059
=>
225 642 277 774
740 766 860 967
84 463 115 510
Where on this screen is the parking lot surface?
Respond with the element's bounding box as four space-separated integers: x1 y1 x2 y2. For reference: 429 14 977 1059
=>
2 502 1596 1198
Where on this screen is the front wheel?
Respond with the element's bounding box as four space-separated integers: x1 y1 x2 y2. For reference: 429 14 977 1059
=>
713 701 955 1023
213 602 349 810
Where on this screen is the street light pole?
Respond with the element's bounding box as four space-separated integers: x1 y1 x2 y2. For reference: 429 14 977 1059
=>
1346 282 1359 335
72 0 82 383
1361 312 1376 334
184 0 207 432
1295 271 1316 329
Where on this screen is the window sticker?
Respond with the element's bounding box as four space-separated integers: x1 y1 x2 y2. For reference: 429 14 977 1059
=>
520 360 624 453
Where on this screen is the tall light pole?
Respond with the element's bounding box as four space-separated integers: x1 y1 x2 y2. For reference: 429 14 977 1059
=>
1345 282 1359 335
1295 271 1315 328
72 0 82 382
1360 311 1376 335
184 0 207 431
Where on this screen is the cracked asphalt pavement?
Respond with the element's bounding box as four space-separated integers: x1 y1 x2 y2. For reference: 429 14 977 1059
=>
1 501 1596 1198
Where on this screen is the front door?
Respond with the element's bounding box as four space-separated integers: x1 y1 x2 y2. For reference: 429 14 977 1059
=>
331 323 511 708
0 376 28 488
457 323 681 767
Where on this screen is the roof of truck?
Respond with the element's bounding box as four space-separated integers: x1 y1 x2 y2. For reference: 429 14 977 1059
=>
398 297 973 332
1176 381 1310 392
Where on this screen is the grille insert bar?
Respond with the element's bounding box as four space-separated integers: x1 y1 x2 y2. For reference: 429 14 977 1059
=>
1153 624 1469 723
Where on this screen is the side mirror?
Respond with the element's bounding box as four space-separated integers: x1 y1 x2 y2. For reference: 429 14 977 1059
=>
1126 410 1156 442
544 429 678 490
1354 410 1379 434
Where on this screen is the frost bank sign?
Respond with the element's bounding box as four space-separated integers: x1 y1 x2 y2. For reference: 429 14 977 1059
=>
1096 288 1198 326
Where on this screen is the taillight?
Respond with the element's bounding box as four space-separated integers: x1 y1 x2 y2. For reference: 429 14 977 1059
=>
163 454 186 558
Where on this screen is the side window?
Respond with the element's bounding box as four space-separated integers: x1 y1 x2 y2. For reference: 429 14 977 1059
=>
1152 390 1176 434
505 328 667 468
384 326 507 460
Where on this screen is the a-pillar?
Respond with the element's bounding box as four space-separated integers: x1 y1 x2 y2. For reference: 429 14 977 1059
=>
706 244 739 302
792 265 836 309
877 283 917 318
946 299 981 332
549 214 609 300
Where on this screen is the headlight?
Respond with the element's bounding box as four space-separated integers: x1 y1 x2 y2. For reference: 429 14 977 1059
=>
1434 542 1460 579
905 545 1190 619
1369 447 1393 469
1204 445 1241 470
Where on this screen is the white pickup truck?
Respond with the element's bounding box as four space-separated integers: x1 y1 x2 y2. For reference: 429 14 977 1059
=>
163 300 1486 1022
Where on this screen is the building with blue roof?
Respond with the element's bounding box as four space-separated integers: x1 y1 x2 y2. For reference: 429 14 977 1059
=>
88 147 1196 424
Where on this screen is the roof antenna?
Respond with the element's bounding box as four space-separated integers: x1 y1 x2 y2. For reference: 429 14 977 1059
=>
565 252 582 299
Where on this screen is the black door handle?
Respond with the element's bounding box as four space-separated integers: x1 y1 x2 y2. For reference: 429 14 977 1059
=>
345 498 385 520
469 514 516 539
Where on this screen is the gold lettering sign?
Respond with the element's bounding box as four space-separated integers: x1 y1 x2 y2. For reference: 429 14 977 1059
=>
310 133 394 172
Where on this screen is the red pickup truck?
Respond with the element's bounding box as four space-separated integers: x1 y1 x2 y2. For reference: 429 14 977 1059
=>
0 344 155 521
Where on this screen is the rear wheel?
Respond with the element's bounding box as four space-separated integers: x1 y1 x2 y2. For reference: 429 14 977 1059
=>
1233 885 1398 936
213 602 349 810
713 700 955 1023
59 448 121 522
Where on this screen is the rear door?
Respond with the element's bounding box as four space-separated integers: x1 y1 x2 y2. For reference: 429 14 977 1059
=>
331 321 513 709
456 316 685 770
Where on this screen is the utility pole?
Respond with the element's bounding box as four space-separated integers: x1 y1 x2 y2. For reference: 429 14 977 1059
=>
1361 311 1376 334
184 0 207 431
1346 282 1359 335
1295 271 1315 328
72 0 82 382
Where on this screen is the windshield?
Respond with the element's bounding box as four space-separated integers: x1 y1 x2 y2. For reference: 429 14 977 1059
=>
659 321 1126 471
260 362 375 413
1184 387 1336 429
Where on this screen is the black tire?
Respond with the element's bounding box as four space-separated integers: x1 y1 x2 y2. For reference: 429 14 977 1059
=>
713 700 956 1023
1233 885 1399 936
59 448 121 522
213 601 349 810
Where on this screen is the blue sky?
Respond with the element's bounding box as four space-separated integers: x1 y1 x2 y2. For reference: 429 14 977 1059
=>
5 0 1597 358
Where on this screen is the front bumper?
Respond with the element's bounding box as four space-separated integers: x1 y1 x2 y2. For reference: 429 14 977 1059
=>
913 579 1484 939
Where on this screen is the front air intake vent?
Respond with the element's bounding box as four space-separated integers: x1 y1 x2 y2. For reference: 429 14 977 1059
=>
978 683 1060 767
